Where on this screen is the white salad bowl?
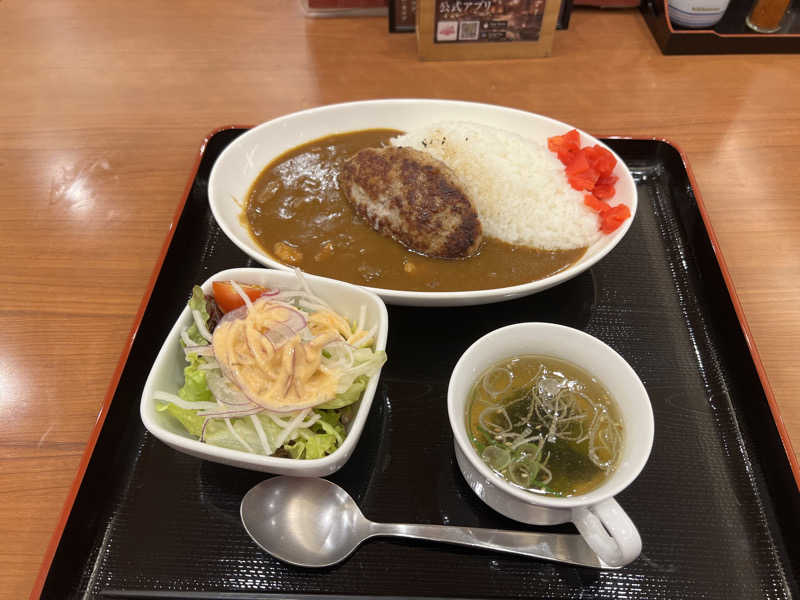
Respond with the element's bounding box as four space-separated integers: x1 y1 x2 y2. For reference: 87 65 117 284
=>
208 99 637 307
140 267 388 476
448 323 654 567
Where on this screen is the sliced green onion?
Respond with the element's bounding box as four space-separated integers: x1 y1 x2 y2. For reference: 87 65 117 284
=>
481 445 511 471
507 460 533 487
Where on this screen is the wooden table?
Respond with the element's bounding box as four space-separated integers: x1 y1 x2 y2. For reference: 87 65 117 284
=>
2 1 798 597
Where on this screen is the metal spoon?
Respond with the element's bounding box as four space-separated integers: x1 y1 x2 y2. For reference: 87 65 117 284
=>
240 476 613 569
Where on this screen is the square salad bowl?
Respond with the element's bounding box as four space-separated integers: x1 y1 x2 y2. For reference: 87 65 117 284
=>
140 267 389 476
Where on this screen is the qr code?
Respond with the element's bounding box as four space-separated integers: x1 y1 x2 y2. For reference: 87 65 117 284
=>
458 20 480 41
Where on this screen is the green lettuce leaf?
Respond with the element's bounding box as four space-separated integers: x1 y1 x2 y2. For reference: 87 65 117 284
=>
186 285 210 344
178 353 213 404
316 376 367 410
161 402 207 438
156 354 215 437
299 429 338 459
285 440 306 459
316 410 346 443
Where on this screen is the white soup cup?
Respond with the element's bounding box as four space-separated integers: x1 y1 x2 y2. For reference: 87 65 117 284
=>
447 322 654 567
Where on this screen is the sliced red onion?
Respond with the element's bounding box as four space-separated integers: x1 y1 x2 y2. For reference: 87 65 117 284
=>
217 304 248 326
205 371 257 407
212 358 277 410
197 405 264 418
256 301 308 331
284 307 308 331
264 321 297 349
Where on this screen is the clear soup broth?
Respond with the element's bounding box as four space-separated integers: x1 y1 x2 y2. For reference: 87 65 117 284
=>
467 355 624 497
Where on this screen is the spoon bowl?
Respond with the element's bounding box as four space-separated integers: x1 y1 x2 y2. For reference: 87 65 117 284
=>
240 476 616 569
241 476 368 567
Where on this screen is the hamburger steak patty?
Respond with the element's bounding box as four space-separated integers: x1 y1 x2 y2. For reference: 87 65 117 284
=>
339 146 483 259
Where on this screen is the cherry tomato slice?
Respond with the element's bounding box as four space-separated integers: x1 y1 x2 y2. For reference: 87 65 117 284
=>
212 281 270 313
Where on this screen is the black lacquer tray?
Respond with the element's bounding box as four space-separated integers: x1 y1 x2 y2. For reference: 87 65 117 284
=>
34 130 800 599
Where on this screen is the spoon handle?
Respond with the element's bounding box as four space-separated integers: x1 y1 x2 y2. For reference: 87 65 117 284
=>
369 522 614 569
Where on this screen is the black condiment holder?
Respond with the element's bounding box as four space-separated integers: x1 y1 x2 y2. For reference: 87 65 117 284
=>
641 0 800 53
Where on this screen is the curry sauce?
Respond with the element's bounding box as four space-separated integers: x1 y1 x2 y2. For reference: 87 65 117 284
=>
244 129 585 292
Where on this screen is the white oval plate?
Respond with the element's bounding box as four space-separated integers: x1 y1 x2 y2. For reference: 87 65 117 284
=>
208 99 637 307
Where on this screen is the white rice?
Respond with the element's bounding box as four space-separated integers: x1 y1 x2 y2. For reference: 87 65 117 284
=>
391 122 601 251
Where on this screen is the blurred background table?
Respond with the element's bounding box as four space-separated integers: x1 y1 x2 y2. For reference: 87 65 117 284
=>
1 1 798 597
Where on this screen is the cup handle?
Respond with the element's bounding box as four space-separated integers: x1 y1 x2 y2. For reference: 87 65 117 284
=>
571 498 641 567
